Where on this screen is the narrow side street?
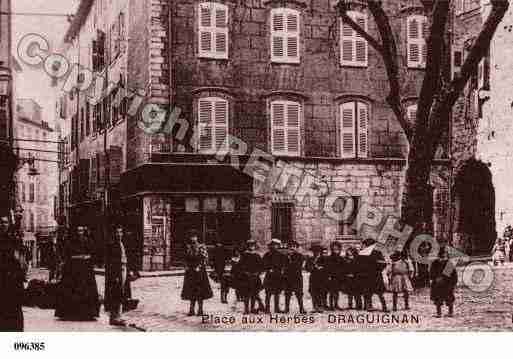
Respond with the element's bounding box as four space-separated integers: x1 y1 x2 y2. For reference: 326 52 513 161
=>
26 265 513 332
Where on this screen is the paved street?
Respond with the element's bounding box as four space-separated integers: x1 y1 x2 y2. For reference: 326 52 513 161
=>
25 264 513 332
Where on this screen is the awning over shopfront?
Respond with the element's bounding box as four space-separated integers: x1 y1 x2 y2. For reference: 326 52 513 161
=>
121 163 254 198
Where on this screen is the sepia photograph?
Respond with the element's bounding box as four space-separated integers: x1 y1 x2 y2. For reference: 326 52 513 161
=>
2 0 513 348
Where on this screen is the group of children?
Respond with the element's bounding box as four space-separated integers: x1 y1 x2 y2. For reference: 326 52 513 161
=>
183 232 458 318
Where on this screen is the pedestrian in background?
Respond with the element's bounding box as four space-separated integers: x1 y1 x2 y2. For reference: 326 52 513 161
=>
262 238 287 313
105 224 136 326
181 230 213 316
54 225 100 321
430 247 458 318
283 240 306 314
388 251 413 311
0 216 26 331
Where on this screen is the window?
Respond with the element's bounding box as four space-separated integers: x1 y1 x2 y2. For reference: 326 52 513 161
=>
198 2 229 59
340 101 369 158
335 196 360 238
197 97 229 153
272 202 293 243
407 15 427 69
340 11 368 67
21 182 26 202
29 183 35 203
271 100 301 156
270 8 300 64
407 103 417 123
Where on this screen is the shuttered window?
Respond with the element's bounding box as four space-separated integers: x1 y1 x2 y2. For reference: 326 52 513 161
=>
407 104 417 123
198 97 229 153
271 100 301 156
407 15 428 69
198 2 229 59
340 11 368 67
340 101 369 158
271 8 300 64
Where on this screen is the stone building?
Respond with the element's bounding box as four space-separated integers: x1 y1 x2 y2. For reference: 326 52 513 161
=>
59 0 454 270
15 99 58 266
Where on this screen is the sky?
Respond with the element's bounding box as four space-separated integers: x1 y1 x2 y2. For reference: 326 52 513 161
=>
12 0 80 131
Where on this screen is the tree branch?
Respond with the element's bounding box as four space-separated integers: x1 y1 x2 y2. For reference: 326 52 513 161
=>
367 0 412 140
417 1 450 131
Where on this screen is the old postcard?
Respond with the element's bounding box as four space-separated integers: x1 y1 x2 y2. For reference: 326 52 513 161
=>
1 0 513 337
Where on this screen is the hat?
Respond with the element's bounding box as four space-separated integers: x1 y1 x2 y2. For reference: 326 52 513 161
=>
269 238 282 246
309 241 324 252
390 251 402 262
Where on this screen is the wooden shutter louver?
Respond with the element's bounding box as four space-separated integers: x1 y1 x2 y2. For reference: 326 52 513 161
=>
407 15 427 68
271 102 286 154
340 102 356 158
357 102 369 158
271 101 301 156
198 97 229 153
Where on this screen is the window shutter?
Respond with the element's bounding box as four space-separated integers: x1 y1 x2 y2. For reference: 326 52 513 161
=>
199 3 228 59
286 102 300 155
214 100 228 151
357 102 369 158
214 6 228 56
341 11 368 67
271 9 300 63
407 104 418 123
198 99 213 152
271 102 286 154
478 58 484 89
340 102 356 158
407 15 427 68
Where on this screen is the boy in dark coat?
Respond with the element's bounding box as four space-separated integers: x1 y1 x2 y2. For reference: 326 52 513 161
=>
360 238 388 312
283 241 306 314
305 243 328 313
211 240 230 303
430 247 458 317
262 239 288 313
0 216 26 332
344 246 363 310
238 240 264 314
326 241 345 311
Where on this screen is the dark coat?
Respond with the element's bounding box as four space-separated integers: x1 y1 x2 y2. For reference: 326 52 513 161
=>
237 251 263 297
326 254 346 292
262 250 288 293
104 239 133 312
284 251 304 294
181 243 213 301
343 257 362 295
0 238 26 332
306 255 329 294
430 259 458 304
54 235 100 320
211 245 230 278
360 249 387 295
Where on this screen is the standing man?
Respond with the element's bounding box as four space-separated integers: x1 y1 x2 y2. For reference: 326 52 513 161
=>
283 241 306 314
105 224 135 326
0 216 26 331
262 239 288 314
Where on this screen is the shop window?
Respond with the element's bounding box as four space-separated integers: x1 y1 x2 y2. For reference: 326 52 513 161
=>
186 197 200 212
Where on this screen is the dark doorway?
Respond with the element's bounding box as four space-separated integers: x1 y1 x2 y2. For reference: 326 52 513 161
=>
272 202 293 244
453 159 496 255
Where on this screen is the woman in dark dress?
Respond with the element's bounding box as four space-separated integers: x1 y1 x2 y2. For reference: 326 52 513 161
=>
181 231 213 316
55 226 100 321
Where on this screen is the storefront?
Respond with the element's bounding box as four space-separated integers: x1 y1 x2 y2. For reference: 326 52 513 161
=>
122 163 253 270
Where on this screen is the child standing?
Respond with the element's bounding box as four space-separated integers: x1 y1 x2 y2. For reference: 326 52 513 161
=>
388 251 413 311
326 241 344 311
430 247 458 318
344 247 363 310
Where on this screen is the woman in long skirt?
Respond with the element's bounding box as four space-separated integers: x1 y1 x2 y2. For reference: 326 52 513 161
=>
55 226 100 321
181 230 213 316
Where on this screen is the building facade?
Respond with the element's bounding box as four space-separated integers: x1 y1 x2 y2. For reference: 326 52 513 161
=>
15 98 58 266
59 0 455 270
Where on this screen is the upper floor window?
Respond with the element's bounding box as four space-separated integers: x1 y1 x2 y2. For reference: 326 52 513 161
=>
340 11 368 67
270 8 300 64
271 100 301 156
198 2 229 59
340 101 369 158
407 15 427 69
198 97 229 153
